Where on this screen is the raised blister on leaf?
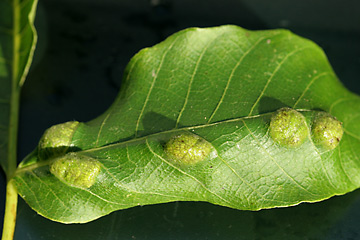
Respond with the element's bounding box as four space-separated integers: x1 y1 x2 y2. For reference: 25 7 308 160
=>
50 152 101 188
38 121 79 160
269 107 308 147
164 132 213 165
311 112 343 150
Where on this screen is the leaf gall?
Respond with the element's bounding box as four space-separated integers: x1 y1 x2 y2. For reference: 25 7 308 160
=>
50 152 101 188
311 112 343 150
269 108 308 147
38 121 79 160
164 132 212 165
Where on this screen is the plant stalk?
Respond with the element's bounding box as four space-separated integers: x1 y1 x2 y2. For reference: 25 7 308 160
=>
1 0 38 238
1 0 22 238
1 63 21 240
1 181 18 240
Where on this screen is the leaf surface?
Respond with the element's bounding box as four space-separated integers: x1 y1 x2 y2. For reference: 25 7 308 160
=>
0 0 38 177
13 25 360 223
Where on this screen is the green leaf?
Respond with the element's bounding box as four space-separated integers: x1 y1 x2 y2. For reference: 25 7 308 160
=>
0 0 38 177
12 25 360 223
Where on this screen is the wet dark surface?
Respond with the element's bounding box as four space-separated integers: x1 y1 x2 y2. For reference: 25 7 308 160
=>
1 0 360 239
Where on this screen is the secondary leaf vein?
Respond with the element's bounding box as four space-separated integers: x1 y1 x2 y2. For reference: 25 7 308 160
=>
207 37 265 123
146 139 234 206
175 33 220 127
241 119 318 196
248 46 311 116
134 36 180 137
293 72 333 108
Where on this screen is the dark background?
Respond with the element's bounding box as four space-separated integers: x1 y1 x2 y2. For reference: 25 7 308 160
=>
1 0 360 239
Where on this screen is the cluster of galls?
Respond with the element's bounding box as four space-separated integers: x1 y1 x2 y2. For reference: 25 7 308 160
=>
269 107 343 150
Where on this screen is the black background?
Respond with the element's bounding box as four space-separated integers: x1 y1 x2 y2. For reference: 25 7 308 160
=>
1 0 360 239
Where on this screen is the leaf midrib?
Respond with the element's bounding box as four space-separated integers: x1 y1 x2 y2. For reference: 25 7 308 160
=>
15 109 307 175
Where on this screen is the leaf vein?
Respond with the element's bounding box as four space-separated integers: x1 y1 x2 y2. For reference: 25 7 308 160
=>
30 171 72 212
83 112 274 153
216 154 268 201
241 119 319 196
293 71 333 108
248 46 312 116
337 143 355 185
329 98 353 114
16 177 46 213
145 139 234 206
207 36 266 123
94 53 141 146
175 34 220 127
134 36 180 136
98 150 189 200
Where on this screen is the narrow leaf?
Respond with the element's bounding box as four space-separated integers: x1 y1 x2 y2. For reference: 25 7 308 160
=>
0 0 38 177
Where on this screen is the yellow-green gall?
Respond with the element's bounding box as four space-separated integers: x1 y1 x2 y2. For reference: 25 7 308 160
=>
269 108 308 147
50 152 101 188
38 121 79 160
164 132 212 165
311 112 343 150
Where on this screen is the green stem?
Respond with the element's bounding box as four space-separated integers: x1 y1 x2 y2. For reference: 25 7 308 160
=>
1 0 22 239
1 69 21 240
1 181 18 240
1 76 21 240
1 0 38 238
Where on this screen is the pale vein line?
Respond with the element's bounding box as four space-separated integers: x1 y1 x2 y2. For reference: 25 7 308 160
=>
146 139 234 206
31 171 70 211
16 177 46 213
95 55 140 146
126 146 187 200
215 129 291 204
299 112 338 191
216 154 267 201
98 157 188 200
116 146 137 182
311 142 337 191
345 113 360 125
95 113 111 147
329 98 351 114
344 129 360 141
31 165 123 206
207 37 265 123
241 119 318 196
248 46 310 116
134 36 180 137
81 188 125 205
175 35 218 128
0 0 34 35
337 143 355 185
346 133 360 164
82 112 273 154
293 72 333 108
329 98 355 114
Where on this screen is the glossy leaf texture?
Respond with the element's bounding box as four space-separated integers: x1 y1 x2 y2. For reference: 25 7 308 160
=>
12 25 360 223
0 0 38 176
